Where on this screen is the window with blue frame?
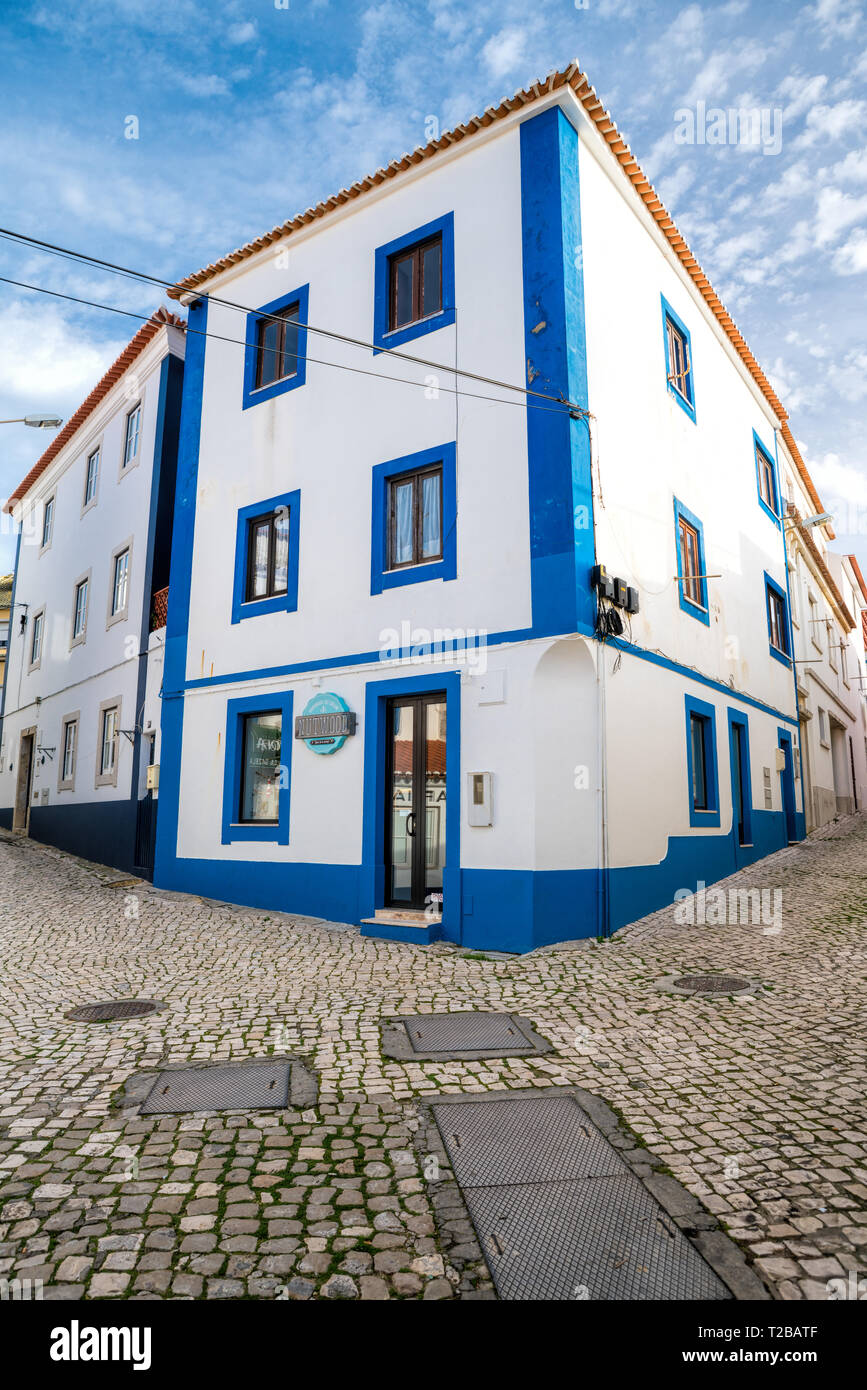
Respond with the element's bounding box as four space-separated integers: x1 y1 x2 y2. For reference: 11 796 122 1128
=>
373 213 455 353
222 691 293 844
242 285 309 408
232 490 300 623
754 431 780 524
765 573 791 665
371 444 456 594
673 497 709 624
661 296 696 422
684 694 720 827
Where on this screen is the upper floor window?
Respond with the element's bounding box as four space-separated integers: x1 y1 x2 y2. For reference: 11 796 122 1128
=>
374 213 455 353
242 286 309 409
84 449 99 506
255 303 300 390
809 594 822 651
72 578 88 640
389 235 442 332
754 433 780 524
388 464 443 571
673 498 708 624
231 490 301 623
818 707 829 744
661 296 695 422
246 509 290 602
30 610 44 665
112 549 130 616
765 575 790 663
41 497 54 548
123 405 141 468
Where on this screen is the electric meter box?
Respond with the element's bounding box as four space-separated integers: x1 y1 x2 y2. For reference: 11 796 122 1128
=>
467 771 493 827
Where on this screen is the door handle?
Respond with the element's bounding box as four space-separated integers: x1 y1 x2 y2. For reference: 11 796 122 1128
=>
406 812 415 837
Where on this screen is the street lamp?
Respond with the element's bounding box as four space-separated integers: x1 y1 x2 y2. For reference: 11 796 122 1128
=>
0 414 63 428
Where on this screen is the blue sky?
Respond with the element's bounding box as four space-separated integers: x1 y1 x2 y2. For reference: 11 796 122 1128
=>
0 0 865 575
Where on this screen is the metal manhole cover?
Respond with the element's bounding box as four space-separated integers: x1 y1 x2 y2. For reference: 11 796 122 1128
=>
140 1060 291 1114
673 975 750 994
434 1096 626 1186
407 1012 534 1053
65 999 160 1022
465 1174 730 1301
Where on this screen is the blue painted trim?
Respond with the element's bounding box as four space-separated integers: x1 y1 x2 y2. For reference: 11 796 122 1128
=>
754 429 781 527
774 429 804 815
372 213 455 353
685 693 720 827
0 526 21 730
242 284 309 409
231 489 301 624
520 108 596 638
764 570 792 667
727 706 753 860
370 443 456 595
154 296 208 886
777 727 798 844
221 691 293 844
673 495 709 625
360 670 460 941
661 294 696 423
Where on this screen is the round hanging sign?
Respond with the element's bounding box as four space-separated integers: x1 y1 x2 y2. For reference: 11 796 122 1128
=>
294 692 356 755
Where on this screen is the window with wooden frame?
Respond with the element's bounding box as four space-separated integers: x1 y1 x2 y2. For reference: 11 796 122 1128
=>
678 515 703 607
756 444 777 514
387 465 443 570
388 235 442 332
245 508 290 603
767 580 789 657
665 315 692 403
255 303 300 390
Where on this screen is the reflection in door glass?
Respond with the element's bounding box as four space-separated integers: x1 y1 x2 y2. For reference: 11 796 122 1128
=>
390 703 414 903
425 701 446 911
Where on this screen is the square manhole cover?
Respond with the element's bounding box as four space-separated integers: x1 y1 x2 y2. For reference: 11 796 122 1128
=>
434 1095 626 1186
140 1060 291 1115
465 1174 731 1301
383 1012 552 1060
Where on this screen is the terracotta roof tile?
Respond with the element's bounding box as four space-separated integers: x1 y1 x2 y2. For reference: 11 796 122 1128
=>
4 307 185 513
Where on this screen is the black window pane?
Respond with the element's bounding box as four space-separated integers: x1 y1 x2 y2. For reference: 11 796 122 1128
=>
393 255 414 328
282 312 299 378
241 713 281 822
421 240 442 317
273 513 289 593
257 319 281 387
690 715 707 809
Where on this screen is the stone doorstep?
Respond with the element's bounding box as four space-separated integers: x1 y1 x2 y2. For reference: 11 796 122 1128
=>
361 910 442 927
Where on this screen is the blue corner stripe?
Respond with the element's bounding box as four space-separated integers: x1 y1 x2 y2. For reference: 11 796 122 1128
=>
520 107 595 639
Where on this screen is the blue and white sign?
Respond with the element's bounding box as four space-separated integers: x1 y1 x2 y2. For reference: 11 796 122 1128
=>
294 692 356 754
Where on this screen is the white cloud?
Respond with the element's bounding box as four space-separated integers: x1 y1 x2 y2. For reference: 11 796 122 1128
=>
814 186 867 246
833 228 867 273
794 98 867 147
226 21 257 44
174 72 230 97
481 27 527 79
832 148 867 182
808 0 863 47
777 71 828 121
0 299 123 411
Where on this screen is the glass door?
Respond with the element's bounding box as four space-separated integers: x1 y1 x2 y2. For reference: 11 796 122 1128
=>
386 695 446 910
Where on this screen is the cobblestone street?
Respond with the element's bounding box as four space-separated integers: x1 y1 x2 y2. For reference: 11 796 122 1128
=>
1 816 865 1302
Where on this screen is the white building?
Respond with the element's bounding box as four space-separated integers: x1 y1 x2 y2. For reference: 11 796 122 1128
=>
152 64 853 951
0 309 185 877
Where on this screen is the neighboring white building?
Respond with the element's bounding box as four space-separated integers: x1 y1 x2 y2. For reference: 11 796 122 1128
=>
0 309 185 877
150 64 848 951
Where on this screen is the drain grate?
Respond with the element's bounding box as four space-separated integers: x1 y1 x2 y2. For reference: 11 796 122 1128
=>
673 975 750 994
65 1000 159 1022
383 1011 552 1060
466 1175 729 1301
432 1093 731 1301
437 1096 625 1186
140 1060 291 1115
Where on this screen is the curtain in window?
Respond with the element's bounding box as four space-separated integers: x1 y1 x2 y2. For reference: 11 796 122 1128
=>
394 481 413 564
273 512 290 592
421 473 441 558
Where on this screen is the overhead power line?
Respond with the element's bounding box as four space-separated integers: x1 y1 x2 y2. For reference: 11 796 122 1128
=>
0 225 589 418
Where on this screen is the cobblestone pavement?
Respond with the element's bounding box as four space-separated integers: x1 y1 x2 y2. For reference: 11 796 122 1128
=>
1 815 865 1302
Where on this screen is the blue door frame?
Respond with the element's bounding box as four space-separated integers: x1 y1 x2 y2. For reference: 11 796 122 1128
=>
777 729 797 845
727 708 753 869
